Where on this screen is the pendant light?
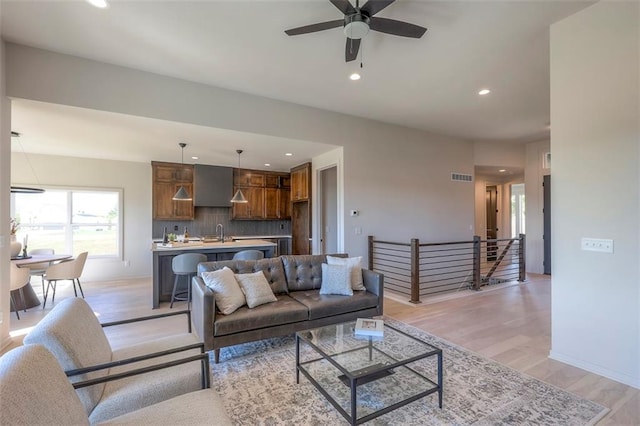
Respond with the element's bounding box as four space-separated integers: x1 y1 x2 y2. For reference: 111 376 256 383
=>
230 149 248 203
10 131 45 194
172 143 192 201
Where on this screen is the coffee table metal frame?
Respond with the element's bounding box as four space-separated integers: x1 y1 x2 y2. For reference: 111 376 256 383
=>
296 321 443 425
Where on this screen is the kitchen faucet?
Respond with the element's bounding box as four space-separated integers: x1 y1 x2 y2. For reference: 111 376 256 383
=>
216 224 225 243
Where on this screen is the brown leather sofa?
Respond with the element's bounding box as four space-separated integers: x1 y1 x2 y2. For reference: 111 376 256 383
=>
191 254 384 362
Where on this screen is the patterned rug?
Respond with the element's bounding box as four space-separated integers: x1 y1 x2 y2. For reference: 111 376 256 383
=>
211 319 608 425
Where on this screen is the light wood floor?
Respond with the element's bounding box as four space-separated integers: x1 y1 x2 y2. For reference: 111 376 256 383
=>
5 274 639 425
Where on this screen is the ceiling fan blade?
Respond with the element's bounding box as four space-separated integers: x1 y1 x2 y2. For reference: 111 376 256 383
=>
369 17 427 38
361 0 395 16
345 38 361 62
285 20 344 36
330 0 356 15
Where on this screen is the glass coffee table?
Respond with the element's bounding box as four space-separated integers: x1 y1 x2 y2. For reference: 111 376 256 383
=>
296 320 442 425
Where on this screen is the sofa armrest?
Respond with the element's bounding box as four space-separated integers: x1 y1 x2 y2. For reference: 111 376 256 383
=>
101 310 192 333
363 268 384 316
191 276 216 351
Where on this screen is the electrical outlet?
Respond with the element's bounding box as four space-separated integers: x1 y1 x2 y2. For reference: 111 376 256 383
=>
279 224 284 230
581 238 614 253
124 260 130 267
354 227 362 235
173 225 179 231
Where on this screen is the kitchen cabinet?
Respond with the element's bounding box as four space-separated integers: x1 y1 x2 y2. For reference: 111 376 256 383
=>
291 162 311 255
232 169 291 220
291 163 310 201
152 161 194 220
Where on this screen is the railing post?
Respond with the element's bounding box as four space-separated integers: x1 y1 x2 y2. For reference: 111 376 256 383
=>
368 235 374 270
410 238 421 304
518 233 526 282
472 235 481 290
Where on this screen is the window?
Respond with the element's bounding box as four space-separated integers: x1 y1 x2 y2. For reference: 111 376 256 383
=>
11 187 122 258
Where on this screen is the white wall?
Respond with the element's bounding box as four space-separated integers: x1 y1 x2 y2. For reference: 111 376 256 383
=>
550 1 639 388
11 153 151 281
0 38 12 350
474 141 526 168
5 44 475 261
525 139 550 274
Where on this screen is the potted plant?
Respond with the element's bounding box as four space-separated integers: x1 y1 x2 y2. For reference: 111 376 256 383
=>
10 218 22 257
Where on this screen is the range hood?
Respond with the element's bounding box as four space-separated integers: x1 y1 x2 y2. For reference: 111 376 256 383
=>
194 164 233 207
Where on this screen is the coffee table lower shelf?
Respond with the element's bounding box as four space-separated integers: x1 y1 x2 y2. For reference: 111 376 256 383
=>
295 323 443 425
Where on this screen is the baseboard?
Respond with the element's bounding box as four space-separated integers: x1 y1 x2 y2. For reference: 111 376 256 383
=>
549 350 640 389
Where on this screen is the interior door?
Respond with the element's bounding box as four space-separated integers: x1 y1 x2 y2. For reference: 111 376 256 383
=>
543 175 551 274
486 185 498 261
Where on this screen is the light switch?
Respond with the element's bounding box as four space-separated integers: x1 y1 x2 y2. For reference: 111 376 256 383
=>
581 238 614 253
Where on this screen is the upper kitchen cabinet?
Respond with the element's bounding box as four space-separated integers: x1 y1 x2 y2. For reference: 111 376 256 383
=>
232 169 291 220
152 161 194 220
291 162 311 202
194 164 233 207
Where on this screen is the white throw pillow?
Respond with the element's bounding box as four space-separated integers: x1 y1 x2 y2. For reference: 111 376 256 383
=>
320 263 353 296
235 271 277 308
201 267 246 315
326 255 365 291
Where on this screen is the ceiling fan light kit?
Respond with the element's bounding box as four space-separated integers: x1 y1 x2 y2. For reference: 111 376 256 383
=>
285 0 427 62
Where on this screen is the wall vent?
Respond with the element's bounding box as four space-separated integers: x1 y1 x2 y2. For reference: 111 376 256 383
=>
451 172 473 182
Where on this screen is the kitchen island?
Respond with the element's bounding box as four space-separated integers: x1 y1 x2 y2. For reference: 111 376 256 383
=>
151 239 276 308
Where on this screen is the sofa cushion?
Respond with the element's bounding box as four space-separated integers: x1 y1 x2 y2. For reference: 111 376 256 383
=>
214 295 308 336
289 289 380 321
202 267 246 315
319 263 353 296
235 271 277 308
23 297 112 417
281 255 329 291
198 258 288 295
93 334 203 424
326 255 365 291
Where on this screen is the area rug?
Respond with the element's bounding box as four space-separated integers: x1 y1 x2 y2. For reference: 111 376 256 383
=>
210 319 609 425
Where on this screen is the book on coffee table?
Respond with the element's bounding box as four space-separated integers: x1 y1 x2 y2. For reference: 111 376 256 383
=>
355 318 384 337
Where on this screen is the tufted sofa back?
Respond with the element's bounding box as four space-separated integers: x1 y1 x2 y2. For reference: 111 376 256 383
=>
197 254 349 294
198 257 289 294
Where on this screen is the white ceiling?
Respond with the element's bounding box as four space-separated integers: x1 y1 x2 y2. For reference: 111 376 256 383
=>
2 0 593 167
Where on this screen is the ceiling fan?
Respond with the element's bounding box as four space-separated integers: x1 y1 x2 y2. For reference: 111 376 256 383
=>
284 0 427 62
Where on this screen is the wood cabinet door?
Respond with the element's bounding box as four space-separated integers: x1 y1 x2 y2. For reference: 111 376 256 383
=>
264 188 279 219
153 182 176 219
291 164 310 201
174 165 194 183
232 187 264 219
234 169 265 187
279 188 291 219
173 183 194 219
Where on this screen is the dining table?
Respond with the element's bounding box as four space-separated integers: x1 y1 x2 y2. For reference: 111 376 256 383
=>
10 254 73 311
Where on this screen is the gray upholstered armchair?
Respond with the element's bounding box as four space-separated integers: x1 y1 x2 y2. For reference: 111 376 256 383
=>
0 345 232 425
23 298 216 424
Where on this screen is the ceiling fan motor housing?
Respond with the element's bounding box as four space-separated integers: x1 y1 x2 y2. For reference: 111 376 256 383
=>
343 13 370 39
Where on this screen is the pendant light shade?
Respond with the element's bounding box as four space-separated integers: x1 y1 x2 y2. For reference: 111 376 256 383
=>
172 143 192 201
231 149 248 204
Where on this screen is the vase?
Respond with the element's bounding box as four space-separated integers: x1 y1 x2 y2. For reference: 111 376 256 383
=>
10 235 22 258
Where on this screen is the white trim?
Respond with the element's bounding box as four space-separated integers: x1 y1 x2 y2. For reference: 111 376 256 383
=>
549 350 640 389
312 147 344 254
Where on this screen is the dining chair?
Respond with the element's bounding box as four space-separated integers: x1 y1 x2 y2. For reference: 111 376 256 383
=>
232 249 265 260
43 251 88 309
26 248 55 295
9 262 31 320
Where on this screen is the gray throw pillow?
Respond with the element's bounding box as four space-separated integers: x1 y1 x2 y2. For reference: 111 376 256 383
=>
320 263 353 296
326 255 365 291
235 271 278 308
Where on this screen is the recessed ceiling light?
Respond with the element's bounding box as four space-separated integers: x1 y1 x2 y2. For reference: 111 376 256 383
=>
86 0 109 8
350 73 361 81
499 169 506 173
264 163 271 167
478 89 491 95
191 156 199 160
285 153 293 157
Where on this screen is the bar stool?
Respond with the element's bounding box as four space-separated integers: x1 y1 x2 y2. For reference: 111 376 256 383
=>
232 250 265 260
170 253 207 309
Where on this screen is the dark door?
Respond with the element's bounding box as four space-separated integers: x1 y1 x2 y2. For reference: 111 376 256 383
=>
486 185 498 261
543 175 551 274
